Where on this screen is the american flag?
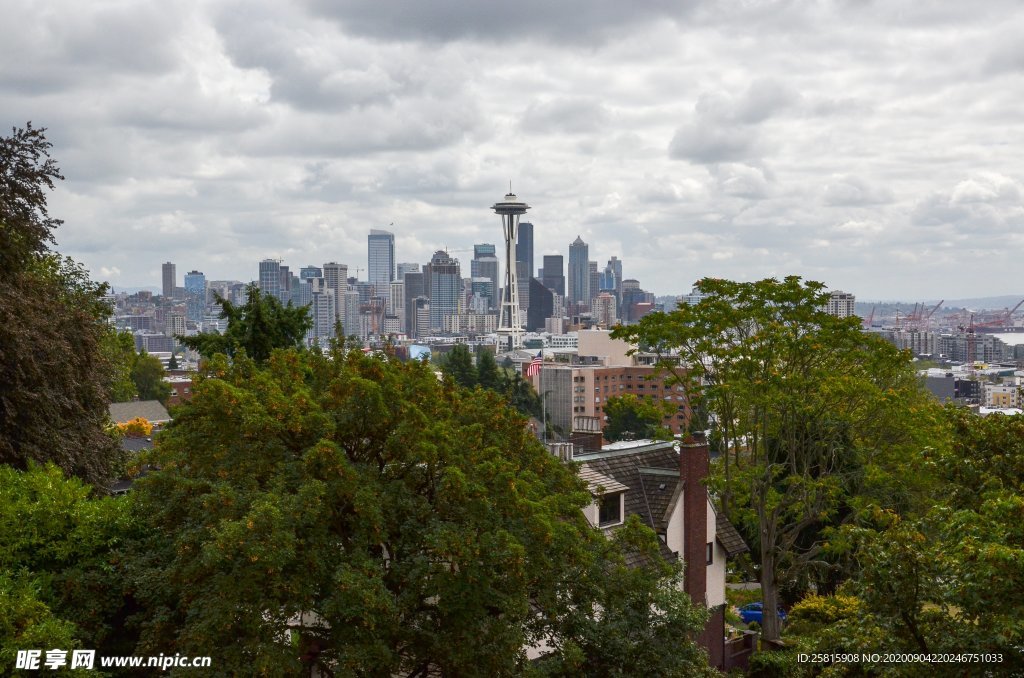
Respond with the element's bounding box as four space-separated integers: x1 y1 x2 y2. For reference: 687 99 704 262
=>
525 351 543 377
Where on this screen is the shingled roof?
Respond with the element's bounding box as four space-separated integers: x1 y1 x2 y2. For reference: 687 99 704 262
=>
715 512 750 557
576 439 750 560
576 442 679 535
108 400 170 424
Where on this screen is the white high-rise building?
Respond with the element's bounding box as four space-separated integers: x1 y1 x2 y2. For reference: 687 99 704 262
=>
827 291 856 318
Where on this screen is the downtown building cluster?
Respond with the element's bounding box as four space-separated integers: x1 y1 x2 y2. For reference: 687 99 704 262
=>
115 212 664 353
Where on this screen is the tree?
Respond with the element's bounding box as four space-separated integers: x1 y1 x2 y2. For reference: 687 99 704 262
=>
476 348 501 390
167 352 179 370
180 284 311 363
0 124 122 484
131 350 171 404
1 123 63 276
804 409 1024 670
130 348 711 675
440 343 477 388
613 277 935 642
0 464 141 663
603 393 671 442
104 329 139 403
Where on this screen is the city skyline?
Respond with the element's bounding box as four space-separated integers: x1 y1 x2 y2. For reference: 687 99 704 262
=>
4 2 1024 299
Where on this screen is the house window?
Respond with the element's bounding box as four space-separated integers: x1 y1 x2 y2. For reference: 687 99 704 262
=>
706 542 714 565
598 493 622 526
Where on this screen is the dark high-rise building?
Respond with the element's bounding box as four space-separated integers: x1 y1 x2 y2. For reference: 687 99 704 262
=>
471 243 499 310
162 262 176 299
542 255 565 297
589 261 600 304
527 277 554 331
516 222 534 279
404 272 425 338
568 236 589 310
427 251 460 331
258 259 281 301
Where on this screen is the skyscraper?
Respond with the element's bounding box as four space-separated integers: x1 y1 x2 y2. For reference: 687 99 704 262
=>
404 272 425 338
258 259 281 301
162 262 176 299
567 236 589 310
427 250 461 332
471 243 499 310
396 262 420 280
605 256 622 301
368 229 395 296
322 262 348 327
589 261 600 305
542 255 565 297
516 222 534 279
183 270 206 323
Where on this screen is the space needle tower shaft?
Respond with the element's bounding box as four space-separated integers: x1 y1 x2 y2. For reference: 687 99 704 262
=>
492 191 530 352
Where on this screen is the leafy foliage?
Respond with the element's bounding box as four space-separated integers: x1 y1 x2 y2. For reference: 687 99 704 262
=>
117 417 153 438
439 343 477 388
603 393 672 442
0 124 123 483
0 464 141 662
130 348 711 676
476 348 501 390
613 276 937 640
801 410 1024 672
180 284 311 363
130 350 171 405
0 122 63 276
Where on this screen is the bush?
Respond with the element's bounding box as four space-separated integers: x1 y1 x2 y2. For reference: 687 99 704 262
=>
747 647 807 678
116 417 153 438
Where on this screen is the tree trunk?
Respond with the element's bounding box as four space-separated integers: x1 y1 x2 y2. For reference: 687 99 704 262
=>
759 530 782 642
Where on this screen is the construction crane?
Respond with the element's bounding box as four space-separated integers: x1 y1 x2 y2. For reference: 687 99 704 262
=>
957 313 977 377
862 305 876 328
920 300 943 331
974 297 1024 329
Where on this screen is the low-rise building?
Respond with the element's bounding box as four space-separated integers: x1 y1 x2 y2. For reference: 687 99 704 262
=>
572 437 748 670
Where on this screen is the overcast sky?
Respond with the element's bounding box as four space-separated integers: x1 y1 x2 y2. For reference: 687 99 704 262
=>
4 0 1023 300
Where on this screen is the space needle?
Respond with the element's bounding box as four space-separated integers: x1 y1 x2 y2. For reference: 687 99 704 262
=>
492 190 530 352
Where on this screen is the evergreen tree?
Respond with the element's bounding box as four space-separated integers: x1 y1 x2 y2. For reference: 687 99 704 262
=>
476 347 501 390
440 343 477 388
180 284 311 363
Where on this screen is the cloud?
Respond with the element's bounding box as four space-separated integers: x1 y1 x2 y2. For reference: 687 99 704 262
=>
520 98 610 135
822 175 895 206
303 0 689 45
668 79 799 164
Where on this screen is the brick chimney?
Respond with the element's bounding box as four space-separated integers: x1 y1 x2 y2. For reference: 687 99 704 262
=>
679 433 709 606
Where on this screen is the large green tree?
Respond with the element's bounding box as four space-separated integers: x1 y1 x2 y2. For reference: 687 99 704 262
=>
613 277 936 641
802 408 1024 672
130 348 712 676
180 284 311 363
0 124 122 483
603 393 672 442
131 350 172 404
0 464 141 665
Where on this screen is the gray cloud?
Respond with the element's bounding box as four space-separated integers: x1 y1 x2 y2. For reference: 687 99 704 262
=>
304 0 689 45
4 0 1024 301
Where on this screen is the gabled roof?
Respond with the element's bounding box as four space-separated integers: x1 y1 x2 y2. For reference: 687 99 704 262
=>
108 400 171 424
575 442 679 535
715 512 749 557
578 464 629 495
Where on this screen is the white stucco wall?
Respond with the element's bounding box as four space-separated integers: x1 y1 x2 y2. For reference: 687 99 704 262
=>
706 498 727 607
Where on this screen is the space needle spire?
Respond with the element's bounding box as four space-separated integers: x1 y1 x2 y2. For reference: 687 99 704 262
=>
492 190 530 352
